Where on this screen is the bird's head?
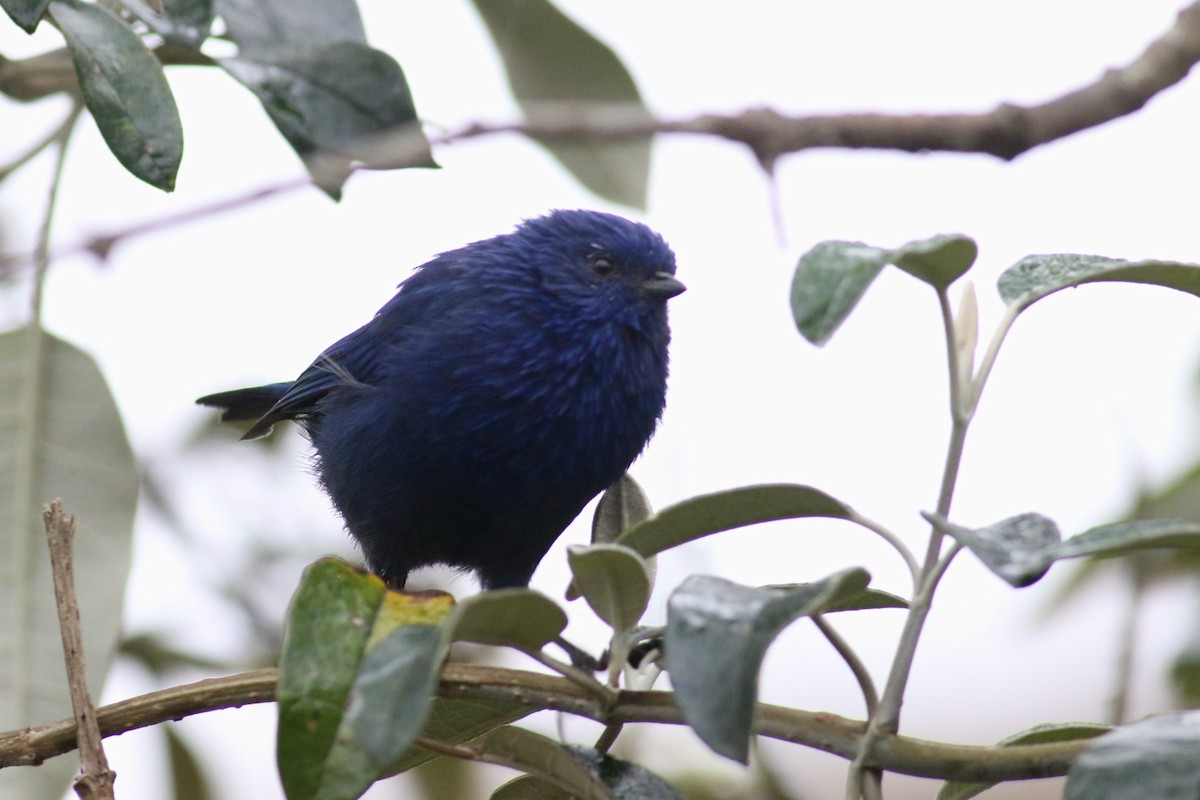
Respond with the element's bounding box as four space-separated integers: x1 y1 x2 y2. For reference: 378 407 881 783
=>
510 210 685 330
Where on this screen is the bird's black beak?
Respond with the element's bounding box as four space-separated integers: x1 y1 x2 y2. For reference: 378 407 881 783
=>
641 271 686 300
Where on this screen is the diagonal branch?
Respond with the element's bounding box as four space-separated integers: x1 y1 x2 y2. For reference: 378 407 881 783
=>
3 3 1199 167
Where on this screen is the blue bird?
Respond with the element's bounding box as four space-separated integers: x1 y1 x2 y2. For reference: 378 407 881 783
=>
198 210 684 590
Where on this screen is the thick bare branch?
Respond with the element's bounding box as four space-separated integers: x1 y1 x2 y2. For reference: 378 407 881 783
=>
4 2 1199 164
0 664 1093 783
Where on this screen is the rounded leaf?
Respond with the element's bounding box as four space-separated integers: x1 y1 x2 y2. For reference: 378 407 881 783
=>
567 544 652 633
892 233 978 288
791 242 891 345
1066 713 1200 800
451 588 568 651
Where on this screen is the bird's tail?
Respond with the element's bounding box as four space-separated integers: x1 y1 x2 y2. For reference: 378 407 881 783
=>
196 382 292 430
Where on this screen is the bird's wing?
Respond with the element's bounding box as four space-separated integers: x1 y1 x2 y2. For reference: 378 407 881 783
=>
240 324 388 437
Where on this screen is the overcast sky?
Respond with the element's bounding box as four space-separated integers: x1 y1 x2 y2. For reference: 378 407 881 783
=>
4 2 1200 798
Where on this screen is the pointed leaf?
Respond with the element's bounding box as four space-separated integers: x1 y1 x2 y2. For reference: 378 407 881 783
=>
450 588 567 651
51 0 183 190
665 569 871 762
121 0 214 48
821 586 909 611
1055 519 1200 560
567 544 651 634
892 234 978 289
221 42 433 186
997 254 1200 311
616 484 853 560
472 0 650 208
494 747 682 800
470 727 613 800
166 726 215 800
2 0 51 31
937 722 1109 800
1065 712 1200 800
790 241 891 345
215 0 365 50
591 473 653 545
0 328 137 800
384 697 532 775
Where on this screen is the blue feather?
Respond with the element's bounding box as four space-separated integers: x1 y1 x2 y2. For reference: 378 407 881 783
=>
198 209 683 590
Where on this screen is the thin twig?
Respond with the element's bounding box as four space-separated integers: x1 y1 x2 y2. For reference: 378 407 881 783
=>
43 500 116 800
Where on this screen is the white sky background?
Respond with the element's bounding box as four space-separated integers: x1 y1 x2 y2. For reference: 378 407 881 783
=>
4 1 1200 798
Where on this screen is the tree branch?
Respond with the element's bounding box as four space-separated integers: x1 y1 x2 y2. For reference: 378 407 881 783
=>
43 501 115 800
0 664 1094 783
4 2 1199 162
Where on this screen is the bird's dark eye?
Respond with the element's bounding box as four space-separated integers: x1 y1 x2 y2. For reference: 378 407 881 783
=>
589 254 616 277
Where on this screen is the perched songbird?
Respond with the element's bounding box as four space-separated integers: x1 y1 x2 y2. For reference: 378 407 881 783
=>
198 210 684 590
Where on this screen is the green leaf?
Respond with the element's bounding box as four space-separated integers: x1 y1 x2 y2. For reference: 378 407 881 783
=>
51 0 183 191
349 624 448 769
166 727 214 800
997 254 1200 311
2 0 51 31
277 559 386 800
472 0 650 208
384 697 532 776
215 0 365 51
1172 625 1200 707
276 558 455 800
925 512 1061 588
221 42 433 196
122 0 214 48
616 484 854 560
450 588 568 651
471 727 613 800
1055 519 1200 560
494 747 682 799
567 544 652 634
891 234 978 289
665 568 872 762
591 473 653 545
936 722 1109 800
0 327 138 800
820 586 909 611
568 474 654 601
1065 712 1200 800
790 242 891 345
930 512 1200 588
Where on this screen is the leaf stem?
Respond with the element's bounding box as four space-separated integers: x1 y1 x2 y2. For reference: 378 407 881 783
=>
849 511 920 590
526 649 618 710
813 615 878 718
968 303 1020 415
846 283 1022 798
